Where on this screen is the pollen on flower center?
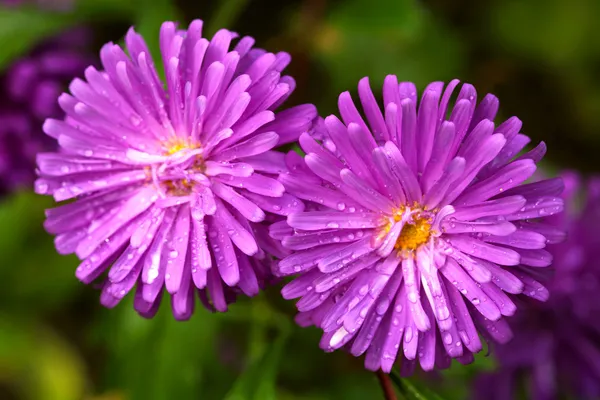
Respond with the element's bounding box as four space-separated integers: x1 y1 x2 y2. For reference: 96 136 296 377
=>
165 139 198 155
159 140 205 196
395 216 432 251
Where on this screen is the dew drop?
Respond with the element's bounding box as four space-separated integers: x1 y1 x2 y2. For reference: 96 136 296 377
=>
443 332 453 345
376 299 390 315
408 292 418 303
437 305 450 320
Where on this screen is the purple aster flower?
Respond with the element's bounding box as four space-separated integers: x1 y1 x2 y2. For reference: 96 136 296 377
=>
0 27 91 194
275 76 564 374
474 172 600 400
35 20 315 318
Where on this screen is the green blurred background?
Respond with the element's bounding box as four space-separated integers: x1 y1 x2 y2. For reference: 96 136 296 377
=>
1 0 600 399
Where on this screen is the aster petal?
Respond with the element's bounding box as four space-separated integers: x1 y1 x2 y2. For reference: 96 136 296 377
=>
416 84 442 173
447 235 520 266
440 258 501 321
211 182 265 222
444 280 482 352
213 200 258 256
313 253 380 293
421 121 456 192
504 196 564 221
171 267 195 321
402 258 430 331
258 104 317 145
287 211 382 230
207 217 240 286
516 249 553 267
212 131 279 161
340 168 395 212
283 229 366 250
383 141 422 202
358 77 387 142
75 187 157 258
220 173 284 197
101 259 143 307
317 237 375 273
372 147 406 204
442 134 507 205
423 157 466 210
338 91 370 140
277 244 342 275
451 196 526 221
325 115 375 183
482 230 547 249
456 159 537 206
498 177 565 200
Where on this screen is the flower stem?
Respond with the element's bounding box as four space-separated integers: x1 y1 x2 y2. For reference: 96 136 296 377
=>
376 370 398 400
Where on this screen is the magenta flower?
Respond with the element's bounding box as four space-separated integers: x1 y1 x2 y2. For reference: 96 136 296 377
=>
275 76 564 374
474 172 600 400
35 20 315 318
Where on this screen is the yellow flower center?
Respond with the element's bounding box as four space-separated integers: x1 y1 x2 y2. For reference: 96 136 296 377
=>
160 140 204 196
395 215 432 251
166 140 194 155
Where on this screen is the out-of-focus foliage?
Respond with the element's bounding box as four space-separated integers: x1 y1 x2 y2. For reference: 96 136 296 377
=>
1 0 600 399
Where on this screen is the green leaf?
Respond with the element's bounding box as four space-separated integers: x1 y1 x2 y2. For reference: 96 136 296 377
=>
224 297 291 400
0 6 76 72
390 371 447 400
0 191 80 314
99 297 223 400
224 326 289 400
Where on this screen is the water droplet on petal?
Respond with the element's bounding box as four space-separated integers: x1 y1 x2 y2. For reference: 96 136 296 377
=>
443 332 453 344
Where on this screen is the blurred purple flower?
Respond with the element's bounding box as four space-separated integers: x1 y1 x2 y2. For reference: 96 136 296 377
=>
35 20 316 318
474 172 600 400
274 76 564 374
0 27 91 194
